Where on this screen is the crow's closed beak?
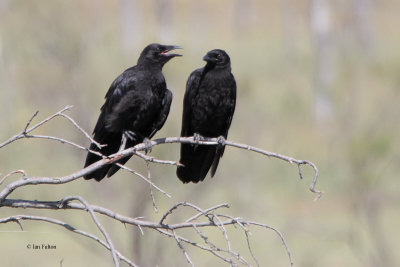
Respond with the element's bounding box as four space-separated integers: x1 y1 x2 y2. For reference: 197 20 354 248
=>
203 54 212 62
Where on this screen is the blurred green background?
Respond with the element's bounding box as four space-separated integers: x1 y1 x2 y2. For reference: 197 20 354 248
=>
1 0 400 266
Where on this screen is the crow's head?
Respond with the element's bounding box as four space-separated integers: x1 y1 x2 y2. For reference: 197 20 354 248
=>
203 49 231 68
138 43 182 66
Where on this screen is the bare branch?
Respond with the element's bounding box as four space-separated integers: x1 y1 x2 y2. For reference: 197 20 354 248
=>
91 136 321 199
0 135 321 201
0 107 321 266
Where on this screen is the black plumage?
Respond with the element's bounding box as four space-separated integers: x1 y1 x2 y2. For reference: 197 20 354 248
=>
84 43 181 181
177 49 236 183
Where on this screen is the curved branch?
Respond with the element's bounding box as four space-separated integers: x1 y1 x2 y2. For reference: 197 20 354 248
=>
0 136 321 202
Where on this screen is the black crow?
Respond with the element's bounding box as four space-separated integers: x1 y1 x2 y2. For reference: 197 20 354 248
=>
177 49 236 183
84 43 182 181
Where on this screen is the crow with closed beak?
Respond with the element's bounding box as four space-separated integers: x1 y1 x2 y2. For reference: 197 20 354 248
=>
177 49 236 183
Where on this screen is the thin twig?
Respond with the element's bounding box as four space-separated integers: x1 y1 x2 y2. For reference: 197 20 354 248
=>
26 105 73 133
159 202 218 225
115 163 171 198
185 203 230 223
134 151 182 166
172 229 194 266
244 229 260 267
23 110 39 133
0 170 27 185
156 228 240 265
58 113 104 149
159 202 185 225
192 225 247 265
213 214 233 259
25 134 89 150
0 107 69 148
244 221 294 267
146 161 158 212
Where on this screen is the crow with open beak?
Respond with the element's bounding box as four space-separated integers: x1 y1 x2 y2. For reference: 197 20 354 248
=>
84 43 182 181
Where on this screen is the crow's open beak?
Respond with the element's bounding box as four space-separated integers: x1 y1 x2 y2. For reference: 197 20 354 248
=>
161 45 183 57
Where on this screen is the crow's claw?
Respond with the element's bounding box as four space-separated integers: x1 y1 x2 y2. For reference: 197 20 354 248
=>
143 138 153 154
124 130 138 142
193 133 204 150
118 133 128 152
217 136 226 146
193 133 204 142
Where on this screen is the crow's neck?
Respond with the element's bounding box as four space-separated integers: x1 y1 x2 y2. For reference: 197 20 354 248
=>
137 60 164 72
204 62 231 73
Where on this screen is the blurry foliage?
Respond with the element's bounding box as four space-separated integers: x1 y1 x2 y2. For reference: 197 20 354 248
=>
1 0 400 266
